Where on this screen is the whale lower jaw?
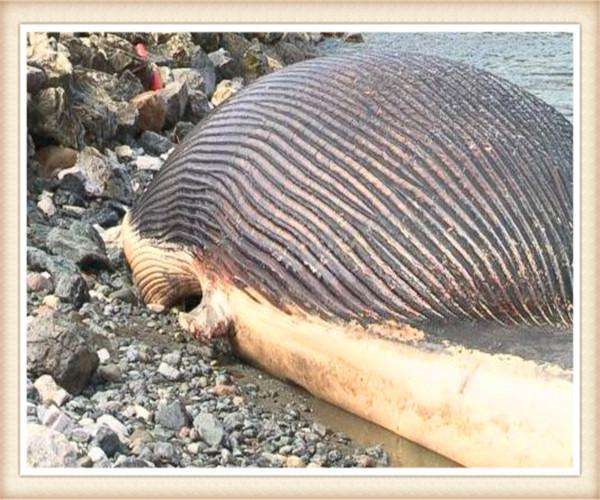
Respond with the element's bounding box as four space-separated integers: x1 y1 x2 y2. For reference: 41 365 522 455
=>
121 212 573 468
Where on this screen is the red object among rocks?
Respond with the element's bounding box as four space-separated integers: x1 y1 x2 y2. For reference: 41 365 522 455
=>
149 64 163 90
134 43 148 60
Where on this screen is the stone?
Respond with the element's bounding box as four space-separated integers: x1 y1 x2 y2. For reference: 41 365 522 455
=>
27 247 90 307
172 121 195 142
191 32 220 53
208 48 236 81
37 195 56 218
35 146 77 179
242 40 269 82
41 405 76 435
88 445 108 463
286 455 305 467
210 78 243 107
343 32 364 43
131 90 166 132
162 351 181 367
94 424 121 457
355 454 376 467
97 348 110 363
65 146 133 203
29 87 84 149
46 220 109 270
28 45 73 88
97 363 122 382
27 423 78 467
185 90 211 123
115 144 134 162
155 399 190 430
147 303 165 313
96 414 129 442
33 375 70 406
193 412 224 447
135 155 163 171
27 310 98 394
154 441 176 462
158 362 181 381
140 131 174 156
156 81 188 128
42 294 60 309
27 65 47 94
27 271 53 293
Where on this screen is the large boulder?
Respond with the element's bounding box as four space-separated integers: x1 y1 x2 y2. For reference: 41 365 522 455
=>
27 310 99 394
27 423 78 467
46 220 110 270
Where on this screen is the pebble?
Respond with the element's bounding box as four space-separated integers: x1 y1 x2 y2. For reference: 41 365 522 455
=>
34 375 70 407
135 155 163 171
193 412 224 447
158 361 181 381
27 271 54 293
97 348 111 363
94 425 121 457
155 399 190 430
115 144 133 161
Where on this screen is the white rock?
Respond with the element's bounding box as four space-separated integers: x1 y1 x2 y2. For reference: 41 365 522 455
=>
135 155 163 171
34 374 70 407
37 194 56 217
27 423 78 467
97 348 110 364
88 446 108 463
41 405 75 435
42 294 60 309
158 362 181 381
115 144 134 161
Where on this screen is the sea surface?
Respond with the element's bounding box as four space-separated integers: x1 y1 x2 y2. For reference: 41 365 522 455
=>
320 32 573 121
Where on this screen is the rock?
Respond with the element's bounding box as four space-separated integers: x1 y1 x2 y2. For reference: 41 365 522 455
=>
27 247 90 307
27 423 78 467
115 144 134 161
27 271 53 293
155 399 190 430
112 70 145 101
84 206 121 228
65 146 133 203
37 194 56 217
211 384 236 396
97 348 110 363
193 412 224 447
313 422 327 437
343 32 364 43
46 220 110 270
42 294 60 309
88 445 108 463
208 48 236 81
156 80 188 128
97 363 122 382
41 405 76 435
33 375 70 406
27 65 47 94
96 414 129 443
171 121 195 143
135 155 163 171
131 90 166 132
28 44 73 88
29 87 84 149
242 40 269 82
273 40 318 65
94 424 122 457
286 455 305 467
355 454 376 467
140 131 174 155
220 33 251 77
185 90 211 123
162 351 181 367
158 362 181 381
191 32 220 53
210 78 243 107
27 310 99 394
154 441 176 462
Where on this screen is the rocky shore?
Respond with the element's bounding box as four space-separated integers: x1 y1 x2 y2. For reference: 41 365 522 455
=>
25 31 390 469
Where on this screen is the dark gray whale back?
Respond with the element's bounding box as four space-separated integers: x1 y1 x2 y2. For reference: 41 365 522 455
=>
131 51 573 328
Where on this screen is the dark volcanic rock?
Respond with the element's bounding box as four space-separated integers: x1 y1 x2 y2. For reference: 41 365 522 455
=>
27 310 99 394
46 220 110 270
140 131 174 155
